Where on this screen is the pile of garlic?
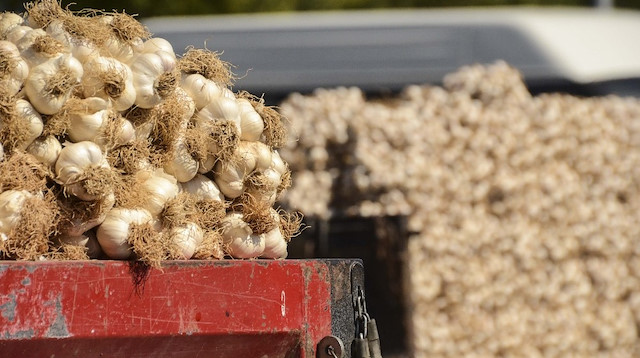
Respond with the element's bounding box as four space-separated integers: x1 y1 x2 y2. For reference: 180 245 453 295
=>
279 62 640 357
0 0 298 264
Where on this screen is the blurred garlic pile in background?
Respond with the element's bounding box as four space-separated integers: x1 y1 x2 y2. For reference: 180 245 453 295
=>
279 61 640 357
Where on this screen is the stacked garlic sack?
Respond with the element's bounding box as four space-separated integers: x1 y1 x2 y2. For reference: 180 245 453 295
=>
0 0 300 264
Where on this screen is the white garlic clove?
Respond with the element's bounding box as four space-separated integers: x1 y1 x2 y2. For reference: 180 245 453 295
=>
9 99 44 151
138 37 175 57
261 226 288 259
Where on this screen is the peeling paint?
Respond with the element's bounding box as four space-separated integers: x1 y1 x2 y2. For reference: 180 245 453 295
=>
0 264 9 275
3 328 34 339
45 296 70 338
21 277 31 286
0 293 17 322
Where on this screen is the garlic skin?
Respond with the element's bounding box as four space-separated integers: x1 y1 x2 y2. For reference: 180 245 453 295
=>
82 57 136 111
24 54 83 115
67 107 108 143
61 192 115 237
0 41 29 96
11 99 44 151
164 137 199 183
13 27 45 52
0 12 23 39
55 141 110 201
27 135 62 167
181 74 223 110
46 20 99 64
140 170 180 216
0 190 34 236
251 142 273 171
58 231 103 259
131 50 177 108
237 98 264 142
198 154 216 174
96 207 153 259
171 222 204 259
180 174 225 202
220 212 265 259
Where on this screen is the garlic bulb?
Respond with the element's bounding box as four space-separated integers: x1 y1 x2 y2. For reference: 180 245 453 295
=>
131 50 178 108
251 142 273 171
61 192 115 237
138 37 175 57
67 99 135 150
213 141 257 199
0 12 23 39
13 27 45 52
164 136 199 183
96 207 153 259
26 135 62 167
139 170 180 216
180 174 225 202
5 25 31 44
99 15 145 64
0 41 29 96
0 99 44 150
198 96 242 134
24 54 83 115
19 32 67 67
171 222 204 259
181 73 223 110
55 141 111 201
220 212 265 259
82 56 136 111
261 226 287 259
198 154 216 174
58 232 103 259
238 98 264 142
0 190 34 236
46 20 99 64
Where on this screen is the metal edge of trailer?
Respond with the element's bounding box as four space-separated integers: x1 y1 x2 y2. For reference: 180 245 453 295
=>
0 259 364 358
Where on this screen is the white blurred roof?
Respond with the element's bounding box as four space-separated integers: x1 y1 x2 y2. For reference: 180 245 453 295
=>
144 8 640 93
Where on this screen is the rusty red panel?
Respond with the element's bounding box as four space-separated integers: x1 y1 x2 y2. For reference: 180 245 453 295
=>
0 260 332 358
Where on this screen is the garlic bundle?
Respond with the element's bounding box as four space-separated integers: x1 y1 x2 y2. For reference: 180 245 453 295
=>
170 222 204 259
24 53 83 114
180 174 225 202
82 56 136 111
0 189 34 236
26 135 61 167
237 98 264 142
220 212 265 259
139 170 180 216
55 141 112 201
96 207 154 259
0 41 29 96
131 50 178 108
0 12 23 39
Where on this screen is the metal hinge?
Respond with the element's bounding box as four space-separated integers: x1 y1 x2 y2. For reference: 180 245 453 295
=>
351 286 383 358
